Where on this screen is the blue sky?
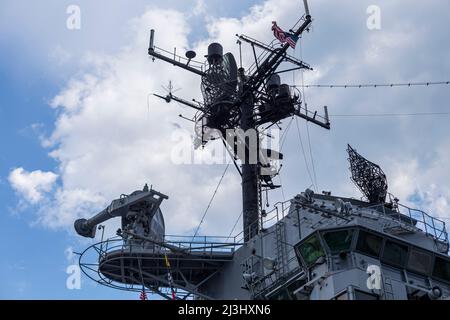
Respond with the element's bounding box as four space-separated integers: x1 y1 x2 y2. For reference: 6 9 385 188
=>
0 0 262 300
1 0 450 299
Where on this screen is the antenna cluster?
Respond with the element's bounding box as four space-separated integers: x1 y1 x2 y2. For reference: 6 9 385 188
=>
147 0 329 242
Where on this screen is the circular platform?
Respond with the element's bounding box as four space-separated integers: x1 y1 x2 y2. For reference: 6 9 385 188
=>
78 236 239 296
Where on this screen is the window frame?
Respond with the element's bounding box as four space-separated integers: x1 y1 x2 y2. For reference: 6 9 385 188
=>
355 229 384 259
431 255 450 284
353 289 380 300
380 238 410 269
295 226 450 284
405 247 433 276
321 227 357 254
295 231 326 268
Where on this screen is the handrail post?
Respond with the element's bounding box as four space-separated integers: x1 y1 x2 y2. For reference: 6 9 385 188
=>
431 214 437 238
423 211 428 235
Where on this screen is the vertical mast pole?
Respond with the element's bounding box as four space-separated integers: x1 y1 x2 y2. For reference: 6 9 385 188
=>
238 68 260 242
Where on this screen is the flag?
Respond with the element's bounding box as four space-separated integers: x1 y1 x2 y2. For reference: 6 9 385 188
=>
272 21 299 49
285 33 299 49
272 21 286 43
140 290 148 300
164 253 177 300
164 254 171 268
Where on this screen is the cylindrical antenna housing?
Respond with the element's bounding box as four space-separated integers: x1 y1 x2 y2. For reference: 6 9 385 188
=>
278 84 291 98
149 29 155 51
324 105 330 125
266 74 281 95
207 43 223 65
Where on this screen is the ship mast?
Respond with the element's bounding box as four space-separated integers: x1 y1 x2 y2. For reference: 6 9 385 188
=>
148 0 330 242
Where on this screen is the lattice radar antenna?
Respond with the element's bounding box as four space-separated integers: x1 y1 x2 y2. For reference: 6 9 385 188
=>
347 144 388 204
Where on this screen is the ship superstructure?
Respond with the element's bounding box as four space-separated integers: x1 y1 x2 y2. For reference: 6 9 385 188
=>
74 0 450 300
76 145 450 300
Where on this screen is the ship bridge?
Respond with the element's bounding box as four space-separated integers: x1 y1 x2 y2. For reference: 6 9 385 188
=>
242 190 450 300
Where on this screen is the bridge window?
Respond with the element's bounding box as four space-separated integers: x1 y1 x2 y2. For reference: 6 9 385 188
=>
296 234 325 267
433 256 450 282
407 248 432 275
334 289 379 300
356 230 383 258
354 290 379 300
382 240 408 267
267 288 291 300
323 229 354 253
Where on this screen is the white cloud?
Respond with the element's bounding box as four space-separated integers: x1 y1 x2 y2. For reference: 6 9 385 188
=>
388 142 450 218
192 0 206 16
9 0 450 236
48 44 73 66
36 188 106 230
8 168 58 204
10 8 242 235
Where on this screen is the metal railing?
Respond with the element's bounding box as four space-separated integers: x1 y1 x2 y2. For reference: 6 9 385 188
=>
152 45 206 71
78 235 238 296
232 200 292 243
163 234 243 255
365 202 448 243
90 234 244 262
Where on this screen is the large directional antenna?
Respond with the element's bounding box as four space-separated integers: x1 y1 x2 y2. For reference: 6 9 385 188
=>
148 0 330 242
347 144 388 204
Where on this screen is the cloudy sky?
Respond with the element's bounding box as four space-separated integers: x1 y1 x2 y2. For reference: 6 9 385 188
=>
1 0 449 299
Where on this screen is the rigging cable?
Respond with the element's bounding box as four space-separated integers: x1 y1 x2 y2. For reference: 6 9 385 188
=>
280 116 294 152
137 257 148 301
295 117 316 191
299 44 318 191
278 117 295 203
291 47 315 191
331 112 450 118
192 163 230 240
305 119 318 191
278 172 286 202
227 210 243 241
292 81 450 89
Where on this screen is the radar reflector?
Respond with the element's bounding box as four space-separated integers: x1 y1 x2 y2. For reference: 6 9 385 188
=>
347 144 388 204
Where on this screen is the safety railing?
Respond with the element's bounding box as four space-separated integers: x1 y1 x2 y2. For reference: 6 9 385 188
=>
365 202 448 244
152 45 206 71
233 199 292 243
92 200 294 265
90 234 244 263
163 234 243 255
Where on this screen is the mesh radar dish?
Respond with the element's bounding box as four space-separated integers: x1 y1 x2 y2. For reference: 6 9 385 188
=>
347 144 388 203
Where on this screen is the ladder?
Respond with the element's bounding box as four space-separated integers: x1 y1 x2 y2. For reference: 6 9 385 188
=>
383 276 395 300
274 222 288 277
